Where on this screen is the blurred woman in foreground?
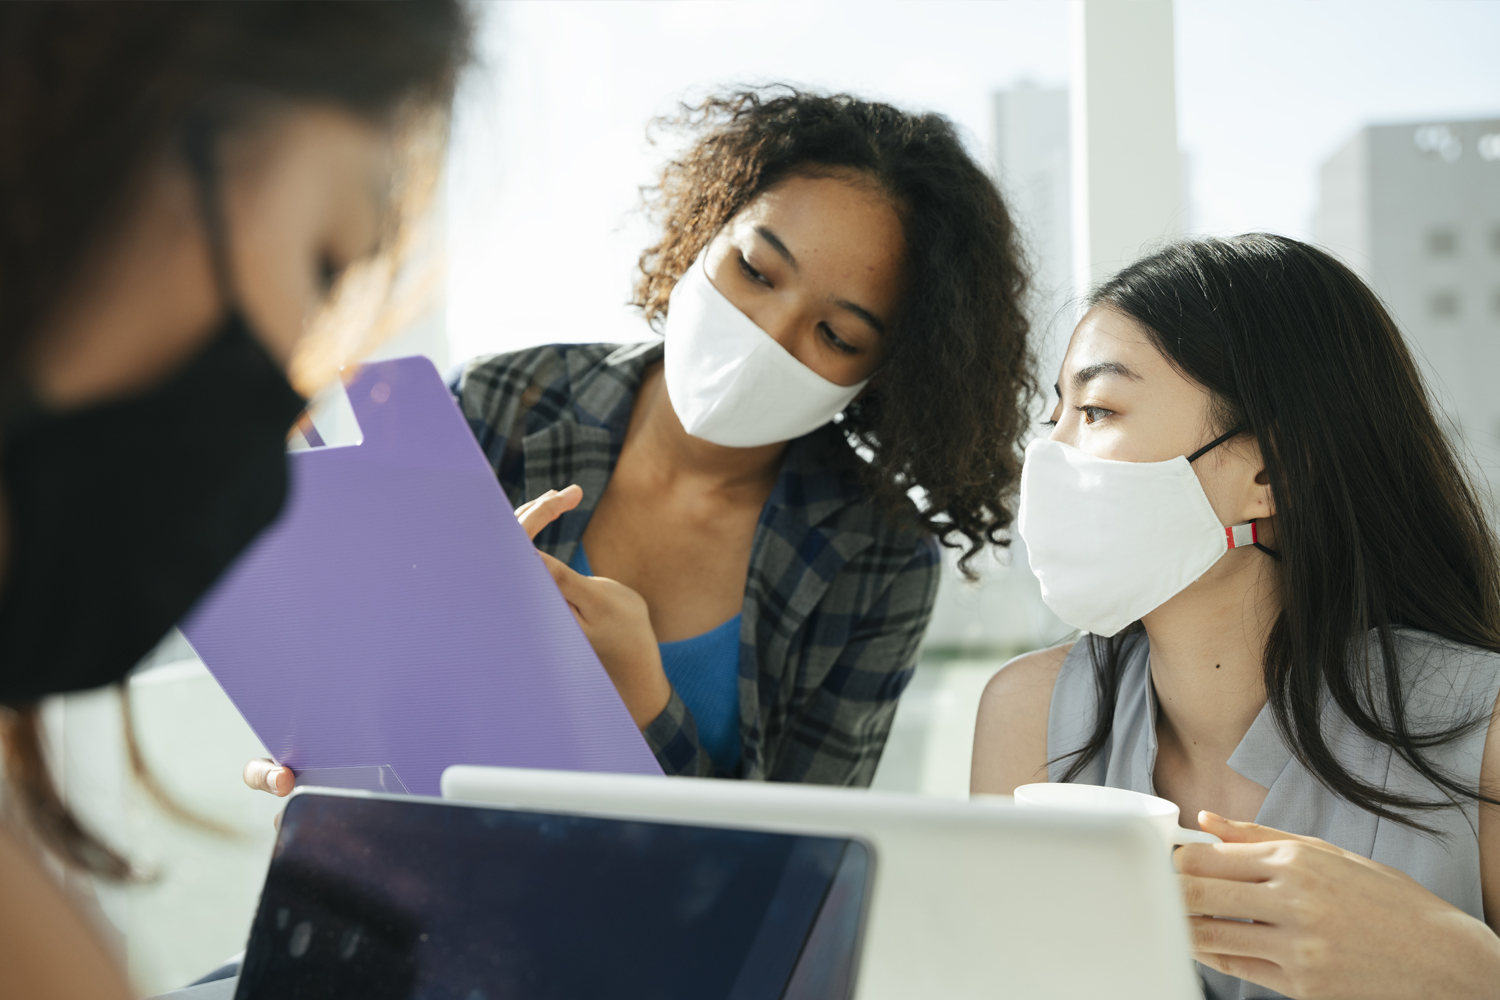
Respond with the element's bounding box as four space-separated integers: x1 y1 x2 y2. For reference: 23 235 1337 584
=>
0 4 470 996
973 234 1500 999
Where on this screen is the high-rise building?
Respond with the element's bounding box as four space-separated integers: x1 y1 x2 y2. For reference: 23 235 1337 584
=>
992 85 1075 377
1316 117 1500 515
916 86 1074 656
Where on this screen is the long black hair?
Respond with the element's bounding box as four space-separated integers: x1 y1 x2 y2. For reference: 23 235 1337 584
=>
1057 233 1500 830
634 88 1036 576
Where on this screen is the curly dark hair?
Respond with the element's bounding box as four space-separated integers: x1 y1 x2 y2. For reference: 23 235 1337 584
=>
633 87 1036 575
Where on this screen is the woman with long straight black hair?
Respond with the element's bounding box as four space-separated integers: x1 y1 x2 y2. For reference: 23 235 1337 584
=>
973 234 1500 999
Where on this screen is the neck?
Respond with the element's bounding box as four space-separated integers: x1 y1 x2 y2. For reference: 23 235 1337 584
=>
625 363 786 493
1141 548 1281 762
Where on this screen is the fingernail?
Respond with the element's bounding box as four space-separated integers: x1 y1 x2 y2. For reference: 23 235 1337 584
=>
268 767 284 793
1200 810 1224 823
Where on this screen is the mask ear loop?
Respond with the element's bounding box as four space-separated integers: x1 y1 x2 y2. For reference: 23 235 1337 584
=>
1187 424 1282 560
1185 424 1247 464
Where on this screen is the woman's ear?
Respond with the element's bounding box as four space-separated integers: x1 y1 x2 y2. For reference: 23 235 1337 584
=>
1242 443 1276 520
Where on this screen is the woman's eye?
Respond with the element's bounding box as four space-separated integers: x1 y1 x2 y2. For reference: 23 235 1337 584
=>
819 323 858 355
737 254 769 286
1040 418 1058 428
1076 405 1113 425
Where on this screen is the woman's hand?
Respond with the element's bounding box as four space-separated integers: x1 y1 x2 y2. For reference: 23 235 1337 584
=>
244 758 295 797
520 483 670 725
515 485 582 540
1176 811 1500 999
538 551 670 729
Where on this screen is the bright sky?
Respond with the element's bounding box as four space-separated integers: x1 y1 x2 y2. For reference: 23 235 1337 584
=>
444 0 1500 365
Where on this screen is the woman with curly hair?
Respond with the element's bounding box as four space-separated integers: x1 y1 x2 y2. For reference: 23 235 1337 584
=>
244 85 1036 791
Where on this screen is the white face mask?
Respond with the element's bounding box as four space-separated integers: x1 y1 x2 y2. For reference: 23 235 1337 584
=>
662 251 870 448
1016 429 1261 637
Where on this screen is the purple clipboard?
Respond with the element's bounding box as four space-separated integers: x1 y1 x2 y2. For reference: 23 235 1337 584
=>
181 356 662 795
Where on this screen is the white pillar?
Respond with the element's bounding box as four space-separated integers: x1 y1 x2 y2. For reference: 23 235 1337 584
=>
1070 0 1182 297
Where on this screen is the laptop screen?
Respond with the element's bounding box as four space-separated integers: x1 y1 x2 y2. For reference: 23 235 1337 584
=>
237 791 871 1000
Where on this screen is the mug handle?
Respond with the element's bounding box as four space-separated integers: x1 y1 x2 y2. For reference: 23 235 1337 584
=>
1172 827 1223 846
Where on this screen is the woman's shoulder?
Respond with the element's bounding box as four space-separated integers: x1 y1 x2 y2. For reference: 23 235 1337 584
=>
1384 628 1500 719
451 342 635 403
1387 627 1500 667
982 641 1075 706
971 642 1075 794
450 341 661 438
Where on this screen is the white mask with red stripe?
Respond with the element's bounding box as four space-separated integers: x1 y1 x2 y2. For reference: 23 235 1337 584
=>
1016 427 1267 637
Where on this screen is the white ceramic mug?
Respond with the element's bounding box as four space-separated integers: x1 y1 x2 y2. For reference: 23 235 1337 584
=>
1013 782 1222 847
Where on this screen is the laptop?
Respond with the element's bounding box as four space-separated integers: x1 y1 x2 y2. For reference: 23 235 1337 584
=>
233 787 874 1000
443 766 1204 1000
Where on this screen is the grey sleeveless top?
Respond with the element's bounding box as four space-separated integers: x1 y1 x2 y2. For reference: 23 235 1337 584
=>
1047 629 1500 1000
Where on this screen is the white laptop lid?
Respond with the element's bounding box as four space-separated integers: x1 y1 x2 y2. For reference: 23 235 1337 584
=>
442 766 1203 1000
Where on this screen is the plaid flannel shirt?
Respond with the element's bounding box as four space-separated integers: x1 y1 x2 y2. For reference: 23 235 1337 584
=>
450 341 940 785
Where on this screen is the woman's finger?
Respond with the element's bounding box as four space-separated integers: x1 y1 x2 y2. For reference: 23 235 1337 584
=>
515 491 555 538
1179 873 1278 923
1186 915 1284 962
538 549 575 584
538 550 593 618
243 757 294 797
1199 812 1366 872
1174 841 1281 882
1192 949 1287 991
1198 811 1322 848
516 484 583 540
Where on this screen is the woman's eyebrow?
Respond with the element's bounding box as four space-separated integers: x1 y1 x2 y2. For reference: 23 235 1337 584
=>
754 226 797 270
1072 360 1142 388
755 224 887 335
834 298 887 336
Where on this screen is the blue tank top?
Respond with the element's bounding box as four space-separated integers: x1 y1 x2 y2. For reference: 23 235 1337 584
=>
568 545 742 773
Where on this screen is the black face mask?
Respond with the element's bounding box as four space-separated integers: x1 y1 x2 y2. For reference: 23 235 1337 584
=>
0 310 306 701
